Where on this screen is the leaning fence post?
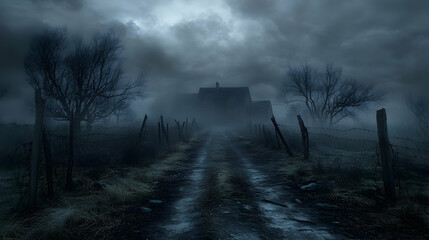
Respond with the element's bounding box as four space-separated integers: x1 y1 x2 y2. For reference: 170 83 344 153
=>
138 114 148 142
271 115 294 157
297 115 309 159
376 108 396 202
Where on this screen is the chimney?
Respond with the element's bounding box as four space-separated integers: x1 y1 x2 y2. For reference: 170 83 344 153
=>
216 82 219 88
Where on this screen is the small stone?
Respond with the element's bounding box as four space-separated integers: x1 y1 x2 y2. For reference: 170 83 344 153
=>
295 198 302 204
140 207 152 213
149 200 163 204
291 216 313 223
300 181 333 192
300 183 317 191
243 205 252 210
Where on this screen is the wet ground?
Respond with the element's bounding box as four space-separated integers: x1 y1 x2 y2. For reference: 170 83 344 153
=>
115 132 345 240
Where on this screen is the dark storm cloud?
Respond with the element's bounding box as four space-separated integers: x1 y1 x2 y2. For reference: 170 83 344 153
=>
227 0 429 94
0 0 428 123
31 0 84 11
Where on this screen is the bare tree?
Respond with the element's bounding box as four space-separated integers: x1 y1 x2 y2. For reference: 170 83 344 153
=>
112 97 129 125
284 63 383 125
25 28 135 189
84 96 128 132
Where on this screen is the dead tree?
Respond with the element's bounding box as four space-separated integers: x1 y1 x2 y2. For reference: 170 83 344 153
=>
297 115 309 159
376 108 396 202
271 115 294 157
27 89 46 208
25 28 136 189
284 63 383 125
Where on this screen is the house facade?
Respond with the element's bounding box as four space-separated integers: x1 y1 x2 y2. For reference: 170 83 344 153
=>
173 83 273 126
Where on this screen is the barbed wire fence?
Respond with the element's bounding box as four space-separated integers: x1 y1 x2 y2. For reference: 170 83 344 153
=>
2 116 200 198
247 119 429 191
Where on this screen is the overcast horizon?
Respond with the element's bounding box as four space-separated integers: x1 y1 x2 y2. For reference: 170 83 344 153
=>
1 0 428 128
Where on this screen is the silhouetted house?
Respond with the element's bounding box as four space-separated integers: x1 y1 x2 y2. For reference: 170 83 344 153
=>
173 83 273 125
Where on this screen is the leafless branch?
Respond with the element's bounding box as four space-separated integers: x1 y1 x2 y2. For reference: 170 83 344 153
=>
284 63 383 125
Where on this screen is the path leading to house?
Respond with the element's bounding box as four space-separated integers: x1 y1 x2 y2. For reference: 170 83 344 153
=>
121 131 344 240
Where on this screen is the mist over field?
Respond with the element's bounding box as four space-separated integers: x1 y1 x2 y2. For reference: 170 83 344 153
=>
0 0 428 129
0 1 428 239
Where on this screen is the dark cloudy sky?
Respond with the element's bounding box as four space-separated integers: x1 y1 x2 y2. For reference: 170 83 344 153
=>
0 0 428 125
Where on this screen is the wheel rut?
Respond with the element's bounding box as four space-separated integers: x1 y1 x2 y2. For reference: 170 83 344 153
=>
136 132 343 240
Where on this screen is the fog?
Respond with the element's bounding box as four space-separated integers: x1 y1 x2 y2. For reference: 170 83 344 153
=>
0 0 428 134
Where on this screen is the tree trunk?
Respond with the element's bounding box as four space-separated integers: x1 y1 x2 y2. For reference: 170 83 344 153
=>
297 115 309 159
27 89 46 208
42 129 54 198
65 118 76 190
376 108 396 202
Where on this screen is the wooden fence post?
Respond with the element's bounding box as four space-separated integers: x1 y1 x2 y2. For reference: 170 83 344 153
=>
27 89 46 208
160 116 169 145
42 129 54 198
271 115 294 157
138 114 148 142
376 108 396 202
297 115 309 159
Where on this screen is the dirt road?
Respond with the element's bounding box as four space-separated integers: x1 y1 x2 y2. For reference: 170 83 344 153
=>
123 132 344 239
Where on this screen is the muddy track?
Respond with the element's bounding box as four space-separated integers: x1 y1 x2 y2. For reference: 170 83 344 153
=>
117 132 345 240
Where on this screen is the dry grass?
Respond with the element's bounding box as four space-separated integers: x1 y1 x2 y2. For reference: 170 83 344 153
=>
260 142 429 238
0 139 196 240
